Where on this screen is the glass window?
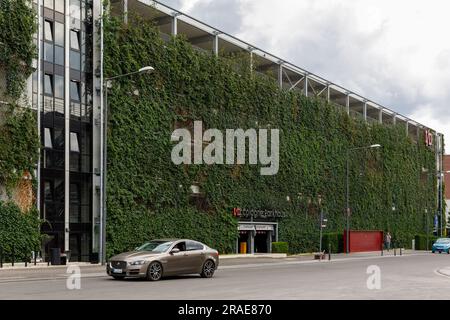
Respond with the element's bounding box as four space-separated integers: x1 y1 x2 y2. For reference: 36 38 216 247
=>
44 0 53 10
70 0 81 19
186 241 204 251
70 132 80 152
54 128 64 150
44 74 53 95
54 46 64 66
55 0 64 13
70 80 80 101
70 50 80 70
44 128 53 148
44 20 53 42
54 75 64 99
54 22 64 46
70 30 80 50
44 181 53 201
70 183 80 203
44 42 53 63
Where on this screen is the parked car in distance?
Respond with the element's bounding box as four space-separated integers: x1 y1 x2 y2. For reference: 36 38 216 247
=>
431 238 450 254
107 239 219 281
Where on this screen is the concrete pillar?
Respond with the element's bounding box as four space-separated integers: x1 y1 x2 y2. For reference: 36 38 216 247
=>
304 74 308 97
213 33 219 56
171 15 178 35
363 102 367 121
123 0 128 24
379 109 383 124
327 85 330 102
278 64 283 89
346 94 350 115
64 0 70 252
250 231 255 254
36 0 42 214
406 121 409 136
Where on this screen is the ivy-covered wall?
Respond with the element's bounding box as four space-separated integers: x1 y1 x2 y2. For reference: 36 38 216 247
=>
0 0 40 255
104 15 437 255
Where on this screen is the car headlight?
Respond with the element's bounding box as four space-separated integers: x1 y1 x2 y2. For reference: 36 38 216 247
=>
129 260 146 266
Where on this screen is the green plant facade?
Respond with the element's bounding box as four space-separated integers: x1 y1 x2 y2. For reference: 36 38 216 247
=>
0 0 37 100
0 0 40 256
103 15 438 256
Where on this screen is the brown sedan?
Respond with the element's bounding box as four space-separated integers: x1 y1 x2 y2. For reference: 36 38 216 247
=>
107 239 219 281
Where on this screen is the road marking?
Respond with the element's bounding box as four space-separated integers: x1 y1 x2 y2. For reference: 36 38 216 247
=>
434 267 450 279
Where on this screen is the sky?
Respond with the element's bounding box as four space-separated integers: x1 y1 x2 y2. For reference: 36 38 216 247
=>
158 0 450 145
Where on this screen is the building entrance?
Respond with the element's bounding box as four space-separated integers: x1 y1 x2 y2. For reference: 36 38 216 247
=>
237 222 277 254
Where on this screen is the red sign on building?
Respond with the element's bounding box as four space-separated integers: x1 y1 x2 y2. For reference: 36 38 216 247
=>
425 129 433 147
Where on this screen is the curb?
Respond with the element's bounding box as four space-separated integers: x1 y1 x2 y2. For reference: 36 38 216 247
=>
219 253 287 259
0 263 101 272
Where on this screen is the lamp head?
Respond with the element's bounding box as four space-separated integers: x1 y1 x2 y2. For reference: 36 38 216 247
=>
138 66 155 73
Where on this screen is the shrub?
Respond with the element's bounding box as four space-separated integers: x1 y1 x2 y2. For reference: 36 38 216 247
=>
0 201 41 261
414 234 438 251
272 242 289 253
322 232 344 253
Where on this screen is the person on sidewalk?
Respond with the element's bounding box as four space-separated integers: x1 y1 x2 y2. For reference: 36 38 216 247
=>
385 232 392 251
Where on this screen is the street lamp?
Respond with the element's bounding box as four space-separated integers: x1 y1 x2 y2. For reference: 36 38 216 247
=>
100 66 155 265
346 144 381 254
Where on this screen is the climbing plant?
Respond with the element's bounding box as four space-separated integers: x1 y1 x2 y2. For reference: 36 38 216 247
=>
0 0 37 100
0 0 40 257
103 14 437 255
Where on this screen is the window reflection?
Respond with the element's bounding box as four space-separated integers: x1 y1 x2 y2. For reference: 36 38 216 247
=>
44 20 53 42
70 80 80 101
44 128 53 148
44 74 53 96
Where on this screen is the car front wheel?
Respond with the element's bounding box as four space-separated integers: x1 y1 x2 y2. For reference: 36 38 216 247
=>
146 261 163 281
200 260 216 278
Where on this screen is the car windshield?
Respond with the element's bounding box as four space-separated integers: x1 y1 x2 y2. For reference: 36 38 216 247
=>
135 241 173 252
435 238 450 244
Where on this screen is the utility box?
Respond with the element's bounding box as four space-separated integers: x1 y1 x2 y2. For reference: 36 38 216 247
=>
240 242 247 254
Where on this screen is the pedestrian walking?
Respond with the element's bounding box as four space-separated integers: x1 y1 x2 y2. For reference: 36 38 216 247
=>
385 232 392 251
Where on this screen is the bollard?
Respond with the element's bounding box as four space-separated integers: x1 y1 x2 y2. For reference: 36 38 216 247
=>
12 245 15 267
34 251 37 266
24 253 28 267
381 246 384 256
400 247 402 256
328 243 331 261
394 245 397 256
0 247 3 268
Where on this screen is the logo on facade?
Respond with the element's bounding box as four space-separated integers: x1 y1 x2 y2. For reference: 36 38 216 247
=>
232 208 286 219
171 121 279 175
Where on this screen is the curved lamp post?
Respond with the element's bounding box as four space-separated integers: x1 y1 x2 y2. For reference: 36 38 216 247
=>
100 66 155 265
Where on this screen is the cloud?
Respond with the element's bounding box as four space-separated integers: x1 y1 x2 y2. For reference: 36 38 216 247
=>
158 0 450 144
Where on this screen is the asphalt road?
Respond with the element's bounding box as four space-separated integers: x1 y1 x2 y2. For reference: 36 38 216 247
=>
1 252 450 299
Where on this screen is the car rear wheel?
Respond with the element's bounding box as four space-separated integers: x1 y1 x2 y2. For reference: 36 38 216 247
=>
146 261 163 281
200 260 215 278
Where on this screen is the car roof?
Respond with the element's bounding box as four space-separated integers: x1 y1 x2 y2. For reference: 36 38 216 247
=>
151 238 203 243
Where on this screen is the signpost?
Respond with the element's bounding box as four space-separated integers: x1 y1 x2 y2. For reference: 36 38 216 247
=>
319 210 327 254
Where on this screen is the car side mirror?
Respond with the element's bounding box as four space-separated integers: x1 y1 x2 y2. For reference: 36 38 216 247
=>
170 248 180 254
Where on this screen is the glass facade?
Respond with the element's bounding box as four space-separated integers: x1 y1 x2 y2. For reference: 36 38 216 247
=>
36 0 94 262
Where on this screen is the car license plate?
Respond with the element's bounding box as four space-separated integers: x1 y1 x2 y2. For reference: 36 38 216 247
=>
112 268 123 274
